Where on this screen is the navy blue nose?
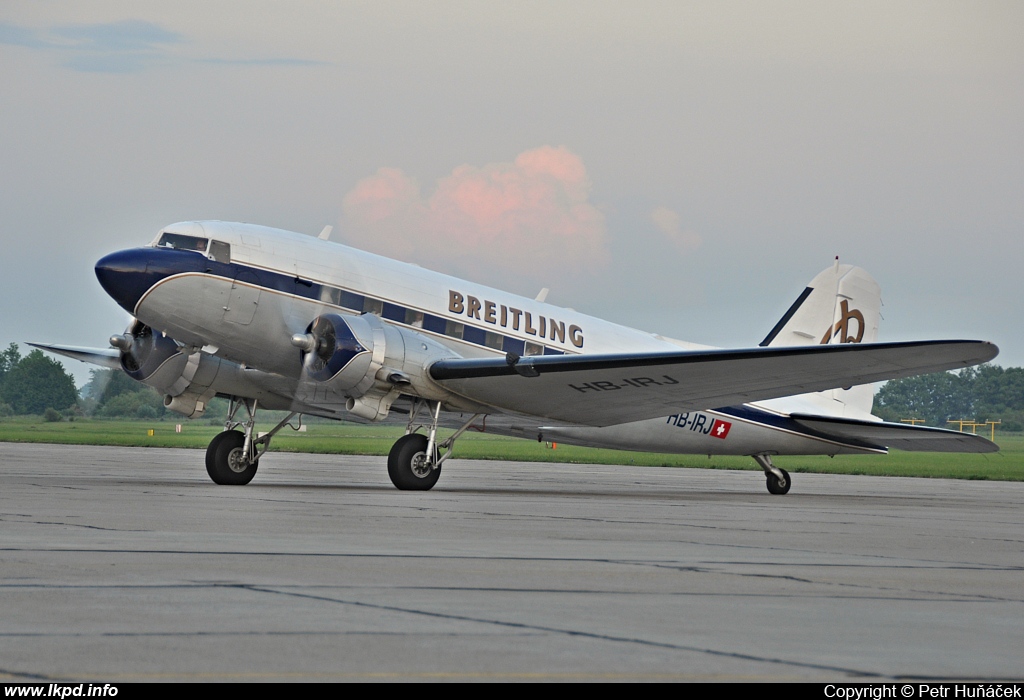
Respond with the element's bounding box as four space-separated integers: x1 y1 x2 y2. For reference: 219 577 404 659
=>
95 248 157 314
96 246 213 314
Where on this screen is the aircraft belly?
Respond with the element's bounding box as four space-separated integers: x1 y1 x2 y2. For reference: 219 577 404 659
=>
542 410 879 456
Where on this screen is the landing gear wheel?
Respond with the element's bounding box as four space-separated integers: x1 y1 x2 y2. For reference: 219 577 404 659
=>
766 467 791 495
388 433 440 491
205 430 259 485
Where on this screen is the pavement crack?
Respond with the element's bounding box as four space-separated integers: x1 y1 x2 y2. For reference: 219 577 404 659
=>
232 583 886 678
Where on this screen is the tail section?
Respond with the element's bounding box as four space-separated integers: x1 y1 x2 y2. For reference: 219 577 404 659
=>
760 259 882 416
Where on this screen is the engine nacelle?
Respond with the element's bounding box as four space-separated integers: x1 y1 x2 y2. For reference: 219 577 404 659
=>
112 320 186 386
111 320 262 418
293 313 459 421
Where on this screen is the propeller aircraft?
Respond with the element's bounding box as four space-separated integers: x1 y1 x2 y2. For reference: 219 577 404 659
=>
33 221 998 494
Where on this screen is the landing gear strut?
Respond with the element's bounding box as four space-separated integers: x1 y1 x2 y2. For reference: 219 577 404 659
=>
387 400 483 491
205 398 300 485
753 454 791 495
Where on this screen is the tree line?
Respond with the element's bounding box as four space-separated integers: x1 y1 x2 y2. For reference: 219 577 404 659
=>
0 343 78 419
873 364 1024 431
0 342 175 421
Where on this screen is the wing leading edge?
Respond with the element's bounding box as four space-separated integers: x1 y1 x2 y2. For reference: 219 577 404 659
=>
429 340 998 427
27 343 122 370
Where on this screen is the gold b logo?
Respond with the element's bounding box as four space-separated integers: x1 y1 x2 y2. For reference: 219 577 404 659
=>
820 300 865 344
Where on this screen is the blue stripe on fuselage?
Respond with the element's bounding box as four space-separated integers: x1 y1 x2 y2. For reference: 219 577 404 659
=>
95 246 575 357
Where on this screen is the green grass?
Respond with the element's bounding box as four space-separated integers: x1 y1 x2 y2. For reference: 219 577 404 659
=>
1 416 1021 481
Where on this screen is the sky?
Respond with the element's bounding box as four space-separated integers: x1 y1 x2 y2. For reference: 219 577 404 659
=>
1 1 1021 387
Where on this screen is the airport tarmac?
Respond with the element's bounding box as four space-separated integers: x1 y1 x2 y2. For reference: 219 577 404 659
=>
0 442 1021 682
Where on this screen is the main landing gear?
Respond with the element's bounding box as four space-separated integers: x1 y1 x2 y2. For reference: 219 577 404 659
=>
387 400 483 491
205 398 300 485
753 454 791 495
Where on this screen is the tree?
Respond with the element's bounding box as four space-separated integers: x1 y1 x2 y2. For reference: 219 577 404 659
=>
83 368 167 419
0 343 21 417
96 388 166 419
0 350 78 415
969 365 1024 418
0 342 21 387
874 364 1024 429
82 368 143 403
874 371 973 425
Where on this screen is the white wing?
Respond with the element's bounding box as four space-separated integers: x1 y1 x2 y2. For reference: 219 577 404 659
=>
430 340 998 427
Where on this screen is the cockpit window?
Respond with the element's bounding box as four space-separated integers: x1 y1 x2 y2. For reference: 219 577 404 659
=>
157 233 209 253
209 240 231 263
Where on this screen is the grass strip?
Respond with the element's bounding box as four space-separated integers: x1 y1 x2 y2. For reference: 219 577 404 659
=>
0 417 1020 481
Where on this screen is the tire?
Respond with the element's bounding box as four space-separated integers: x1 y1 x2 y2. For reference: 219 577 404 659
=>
205 430 259 485
766 467 791 495
387 433 440 491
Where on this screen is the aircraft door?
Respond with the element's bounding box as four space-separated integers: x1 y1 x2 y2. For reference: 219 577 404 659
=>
223 269 261 325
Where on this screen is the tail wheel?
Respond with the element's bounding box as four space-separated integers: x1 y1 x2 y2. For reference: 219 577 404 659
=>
206 430 259 485
388 433 440 491
766 467 791 495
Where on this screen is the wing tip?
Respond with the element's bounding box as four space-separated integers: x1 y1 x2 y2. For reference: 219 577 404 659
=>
27 342 123 370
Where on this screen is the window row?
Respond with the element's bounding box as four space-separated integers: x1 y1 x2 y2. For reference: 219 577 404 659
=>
323 288 566 357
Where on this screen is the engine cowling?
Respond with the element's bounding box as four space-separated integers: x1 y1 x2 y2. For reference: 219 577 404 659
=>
110 320 193 389
110 320 256 418
292 312 458 421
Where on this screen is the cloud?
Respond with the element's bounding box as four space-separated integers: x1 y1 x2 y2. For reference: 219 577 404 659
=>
340 146 609 288
0 20 324 74
651 206 701 253
0 23 48 49
0 20 181 73
197 57 326 67
49 20 183 52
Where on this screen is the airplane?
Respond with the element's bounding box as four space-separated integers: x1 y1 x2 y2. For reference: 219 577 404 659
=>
33 220 998 495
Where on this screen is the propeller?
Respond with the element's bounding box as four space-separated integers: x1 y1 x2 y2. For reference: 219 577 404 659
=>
291 313 366 381
109 319 183 381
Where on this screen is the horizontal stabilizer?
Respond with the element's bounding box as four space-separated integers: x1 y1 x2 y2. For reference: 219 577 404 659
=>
28 343 122 370
430 340 998 427
791 414 999 453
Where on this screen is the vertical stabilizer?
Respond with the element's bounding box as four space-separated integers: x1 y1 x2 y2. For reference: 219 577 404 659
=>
760 262 881 416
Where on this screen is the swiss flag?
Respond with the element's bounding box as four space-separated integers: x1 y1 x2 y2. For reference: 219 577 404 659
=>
710 419 732 439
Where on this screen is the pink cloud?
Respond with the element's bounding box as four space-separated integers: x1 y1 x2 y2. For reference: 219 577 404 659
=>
345 167 422 224
651 206 701 252
340 146 608 288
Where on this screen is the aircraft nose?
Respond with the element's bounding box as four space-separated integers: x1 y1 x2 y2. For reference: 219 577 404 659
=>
95 248 157 314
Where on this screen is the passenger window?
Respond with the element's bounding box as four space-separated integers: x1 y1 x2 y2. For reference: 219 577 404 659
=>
405 310 424 328
445 321 464 339
320 287 343 306
524 342 544 356
363 298 383 315
484 332 504 350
